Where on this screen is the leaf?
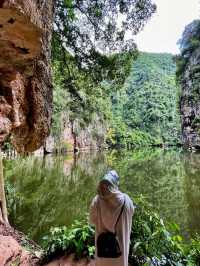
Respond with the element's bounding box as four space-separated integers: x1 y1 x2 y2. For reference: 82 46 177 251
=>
133 241 142 252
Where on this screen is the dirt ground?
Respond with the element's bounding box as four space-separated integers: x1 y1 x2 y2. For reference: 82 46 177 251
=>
44 254 95 266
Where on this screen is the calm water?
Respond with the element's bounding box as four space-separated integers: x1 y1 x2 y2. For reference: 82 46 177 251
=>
4 148 200 245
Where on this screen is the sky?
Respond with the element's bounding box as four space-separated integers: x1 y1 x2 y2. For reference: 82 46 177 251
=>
134 0 199 54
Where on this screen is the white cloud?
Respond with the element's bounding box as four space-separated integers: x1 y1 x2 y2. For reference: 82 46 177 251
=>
134 0 199 54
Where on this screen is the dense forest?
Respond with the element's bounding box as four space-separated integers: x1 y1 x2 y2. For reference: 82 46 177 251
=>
52 52 181 149
109 52 181 147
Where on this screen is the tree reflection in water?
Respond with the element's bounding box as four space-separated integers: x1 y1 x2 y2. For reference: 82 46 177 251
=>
4 148 200 244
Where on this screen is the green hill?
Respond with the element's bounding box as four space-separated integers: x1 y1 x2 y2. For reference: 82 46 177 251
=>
108 52 181 147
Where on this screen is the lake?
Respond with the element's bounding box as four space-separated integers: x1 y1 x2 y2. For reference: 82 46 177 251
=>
4 148 200 245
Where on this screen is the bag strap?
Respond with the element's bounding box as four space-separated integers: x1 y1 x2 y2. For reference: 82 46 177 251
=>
114 195 125 233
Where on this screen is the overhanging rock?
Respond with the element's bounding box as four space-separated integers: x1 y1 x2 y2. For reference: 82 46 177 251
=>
0 0 53 153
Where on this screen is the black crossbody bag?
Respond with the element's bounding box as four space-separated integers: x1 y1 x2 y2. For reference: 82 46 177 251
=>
97 196 125 258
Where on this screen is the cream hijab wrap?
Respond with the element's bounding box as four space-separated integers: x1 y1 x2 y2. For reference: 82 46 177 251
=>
89 171 135 266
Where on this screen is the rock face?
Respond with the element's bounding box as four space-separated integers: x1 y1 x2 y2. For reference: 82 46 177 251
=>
0 0 53 153
0 224 40 266
0 235 30 266
59 114 107 152
33 114 107 155
180 48 200 149
33 114 107 154
178 20 200 149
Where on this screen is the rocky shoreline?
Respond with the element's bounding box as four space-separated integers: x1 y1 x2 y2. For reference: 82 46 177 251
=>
0 223 41 265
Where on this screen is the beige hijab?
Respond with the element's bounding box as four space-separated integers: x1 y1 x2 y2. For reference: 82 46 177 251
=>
97 172 125 232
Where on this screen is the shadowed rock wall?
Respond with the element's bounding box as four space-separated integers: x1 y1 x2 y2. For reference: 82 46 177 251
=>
180 47 200 149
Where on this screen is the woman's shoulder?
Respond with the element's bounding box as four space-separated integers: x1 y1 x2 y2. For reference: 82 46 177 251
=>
123 192 132 202
123 193 135 212
91 195 99 206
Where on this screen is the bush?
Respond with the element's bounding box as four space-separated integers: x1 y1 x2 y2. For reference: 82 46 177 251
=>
42 220 95 260
184 235 200 266
129 196 185 265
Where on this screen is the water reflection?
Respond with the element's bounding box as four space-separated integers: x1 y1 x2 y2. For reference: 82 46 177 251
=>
5 149 200 244
184 153 200 236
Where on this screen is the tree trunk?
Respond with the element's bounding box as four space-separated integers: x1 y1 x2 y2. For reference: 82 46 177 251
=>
0 152 8 224
0 0 54 153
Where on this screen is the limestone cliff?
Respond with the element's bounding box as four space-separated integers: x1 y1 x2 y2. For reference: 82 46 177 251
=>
180 48 200 148
177 20 200 149
36 114 108 154
0 0 53 153
63 115 107 152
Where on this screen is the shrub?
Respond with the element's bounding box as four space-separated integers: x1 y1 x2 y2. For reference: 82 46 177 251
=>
42 220 95 260
129 196 186 265
184 235 200 266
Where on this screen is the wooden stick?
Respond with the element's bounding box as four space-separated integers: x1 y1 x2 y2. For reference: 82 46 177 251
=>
0 150 9 224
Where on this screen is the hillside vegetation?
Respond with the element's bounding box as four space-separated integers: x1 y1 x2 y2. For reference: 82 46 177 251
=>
107 53 181 147
52 52 180 149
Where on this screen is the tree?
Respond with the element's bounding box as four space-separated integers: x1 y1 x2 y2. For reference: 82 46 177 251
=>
54 0 156 67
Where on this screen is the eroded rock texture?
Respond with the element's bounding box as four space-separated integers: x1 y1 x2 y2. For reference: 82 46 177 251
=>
0 0 53 153
180 47 200 149
0 224 40 265
58 113 107 152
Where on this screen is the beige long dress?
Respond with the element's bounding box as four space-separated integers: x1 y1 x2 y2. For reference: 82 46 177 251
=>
89 191 135 266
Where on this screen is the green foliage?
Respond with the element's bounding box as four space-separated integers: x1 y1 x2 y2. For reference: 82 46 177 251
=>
130 196 186 265
54 0 156 70
51 52 112 138
4 179 17 215
42 220 95 259
185 235 200 266
176 20 200 82
1 136 14 152
108 53 181 147
52 35 180 149
175 56 187 82
106 122 157 148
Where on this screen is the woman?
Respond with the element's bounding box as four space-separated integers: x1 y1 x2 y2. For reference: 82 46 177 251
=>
89 170 135 266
